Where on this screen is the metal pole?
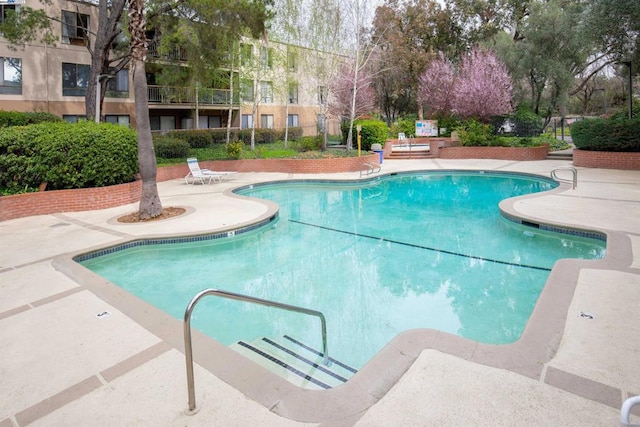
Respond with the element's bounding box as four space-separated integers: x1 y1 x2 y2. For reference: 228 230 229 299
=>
628 62 633 119
95 81 100 123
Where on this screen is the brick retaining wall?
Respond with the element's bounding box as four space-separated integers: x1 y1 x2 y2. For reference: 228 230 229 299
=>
439 145 549 161
0 154 378 221
0 181 143 221
573 149 640 170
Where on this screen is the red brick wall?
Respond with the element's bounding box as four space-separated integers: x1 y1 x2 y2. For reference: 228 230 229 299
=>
439 145 549 161
0 154 379 221
0 181 142 221
573 149 640 170
197 154 379 174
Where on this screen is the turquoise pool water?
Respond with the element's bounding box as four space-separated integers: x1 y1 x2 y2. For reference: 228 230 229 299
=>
80 172 606 368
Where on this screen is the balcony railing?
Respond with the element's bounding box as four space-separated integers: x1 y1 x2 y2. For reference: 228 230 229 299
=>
148 40 188 62
148 86 238 106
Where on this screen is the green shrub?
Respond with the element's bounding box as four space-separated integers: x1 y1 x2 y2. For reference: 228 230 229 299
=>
437 115 461 137
0 121 138 193
285 127 303 141
390 114 418 138
511 105 543 137
38 122 138 189
456 119 498 146
608 102 640 121
154 137 190 158
227 140 244 159
0 110 62 127
167 129 212 148
0 124 54 193
209 128 239 143
342 119 389 151
236 128 284 145
295 136 323 152
571 118 640 152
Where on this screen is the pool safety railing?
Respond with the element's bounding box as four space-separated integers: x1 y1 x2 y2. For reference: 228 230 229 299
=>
551 166 577 189
621 395 640 427
360 161 381 177
183 288 330 414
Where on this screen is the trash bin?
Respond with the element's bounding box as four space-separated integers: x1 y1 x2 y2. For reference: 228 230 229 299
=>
373 150 383 164
371 143 383 164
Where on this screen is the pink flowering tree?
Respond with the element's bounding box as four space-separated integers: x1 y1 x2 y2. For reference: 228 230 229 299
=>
418 48 513 123
417 52 456 117
452 48 513 122
329 63 376 148
329 63 376 119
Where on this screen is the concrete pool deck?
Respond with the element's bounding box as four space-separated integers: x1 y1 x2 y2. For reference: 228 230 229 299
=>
1 158 639 426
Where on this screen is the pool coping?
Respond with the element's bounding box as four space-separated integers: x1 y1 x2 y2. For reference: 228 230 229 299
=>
52 170 633 424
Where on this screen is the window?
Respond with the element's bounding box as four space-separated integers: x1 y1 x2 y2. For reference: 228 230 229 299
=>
260 114 274 129
105 115 130 126
318 86 327 105
0 4 19 25
150 115 176 131
199 116 221 129
0 57 21 95
287 47 297 72
240 43 253 66
260 46 273 69
317 114 326 133
62 63 90 96
63 115 87 123
288 83 298 104
287 114 299 127
260 81 272 103
62 10 90 46
241 114 253 129
105 69 129 97
240 79 254 102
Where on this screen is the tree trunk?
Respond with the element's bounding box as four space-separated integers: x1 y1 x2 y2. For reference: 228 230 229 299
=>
85 0 128 122
130 0 162 219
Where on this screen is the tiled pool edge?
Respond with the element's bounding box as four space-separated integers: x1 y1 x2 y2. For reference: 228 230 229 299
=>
74 214 279 263
50 172 633 424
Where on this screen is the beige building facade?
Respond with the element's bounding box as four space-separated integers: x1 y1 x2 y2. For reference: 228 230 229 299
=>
0 0 340 136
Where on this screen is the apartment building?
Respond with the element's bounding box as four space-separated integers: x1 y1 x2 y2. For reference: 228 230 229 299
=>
0 0 340 136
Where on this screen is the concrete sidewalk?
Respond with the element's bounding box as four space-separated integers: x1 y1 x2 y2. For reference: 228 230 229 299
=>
1 158 639 426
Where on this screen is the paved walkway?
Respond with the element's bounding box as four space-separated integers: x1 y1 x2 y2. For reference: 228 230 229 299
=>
1 158 639 426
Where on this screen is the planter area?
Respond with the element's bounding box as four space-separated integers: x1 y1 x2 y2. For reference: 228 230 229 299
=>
0 154 378 221
438 145 549 161
573 149 640 170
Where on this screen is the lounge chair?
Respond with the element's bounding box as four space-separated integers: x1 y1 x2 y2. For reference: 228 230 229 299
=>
185 158 226 185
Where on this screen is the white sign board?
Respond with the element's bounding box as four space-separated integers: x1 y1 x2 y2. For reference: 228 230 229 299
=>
415 120 438 137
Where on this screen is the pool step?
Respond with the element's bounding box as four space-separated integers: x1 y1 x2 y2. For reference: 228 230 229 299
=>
388 150 435 159
230 335 358 390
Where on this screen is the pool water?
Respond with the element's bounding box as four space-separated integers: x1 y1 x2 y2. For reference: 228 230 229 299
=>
81 172 605 369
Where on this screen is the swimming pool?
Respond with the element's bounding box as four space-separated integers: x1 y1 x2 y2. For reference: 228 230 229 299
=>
79 171 606 370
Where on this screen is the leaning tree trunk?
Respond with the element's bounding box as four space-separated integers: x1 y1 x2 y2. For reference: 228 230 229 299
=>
129 0 163 219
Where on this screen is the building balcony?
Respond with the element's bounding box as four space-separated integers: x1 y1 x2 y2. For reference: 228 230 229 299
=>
147 85 239 106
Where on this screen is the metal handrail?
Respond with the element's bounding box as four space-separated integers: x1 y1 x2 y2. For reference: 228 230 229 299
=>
621 395 640 427
360 162 381 177
551 166 578 189
183 288 329 413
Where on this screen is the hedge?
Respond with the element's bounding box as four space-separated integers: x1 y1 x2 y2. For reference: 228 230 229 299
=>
0 121 138 194
167 129 212 148
571 118 640 152
341 119 389 151
0 110 62 127
154 137 191 158
167 127 303 146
